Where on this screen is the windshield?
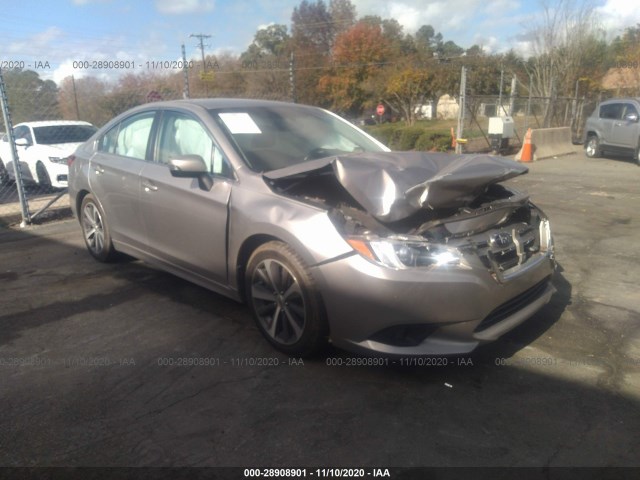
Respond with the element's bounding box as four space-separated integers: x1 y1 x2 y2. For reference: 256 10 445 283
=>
210 105 386 172
32 125 97 145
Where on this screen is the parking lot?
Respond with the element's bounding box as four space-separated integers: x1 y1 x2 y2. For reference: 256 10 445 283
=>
0 152 639 469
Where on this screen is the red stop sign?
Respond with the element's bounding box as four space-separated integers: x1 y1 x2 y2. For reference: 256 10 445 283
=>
376 103 385 116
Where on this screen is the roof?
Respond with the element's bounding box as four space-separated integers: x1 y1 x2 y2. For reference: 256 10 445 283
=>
145 98 309 110
597 97 640 104
16 120 94 128
601 68 640 92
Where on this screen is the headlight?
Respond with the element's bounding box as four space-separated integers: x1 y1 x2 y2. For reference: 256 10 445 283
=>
49 156 67 164
346 235 462 269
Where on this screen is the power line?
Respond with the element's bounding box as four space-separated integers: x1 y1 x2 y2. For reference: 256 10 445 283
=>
191 33 212 96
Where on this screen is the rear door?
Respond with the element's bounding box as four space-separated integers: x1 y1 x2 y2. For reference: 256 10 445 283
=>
89 111 157 251
137 109 233 286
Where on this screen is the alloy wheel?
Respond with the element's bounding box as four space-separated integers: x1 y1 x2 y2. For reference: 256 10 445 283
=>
586 137 598 157
250 258 306 346
83 202 105 255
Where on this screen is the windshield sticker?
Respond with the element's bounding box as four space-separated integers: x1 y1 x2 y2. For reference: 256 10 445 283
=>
219 113 262 134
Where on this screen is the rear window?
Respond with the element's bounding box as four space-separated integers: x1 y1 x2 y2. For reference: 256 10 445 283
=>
32 124 97 145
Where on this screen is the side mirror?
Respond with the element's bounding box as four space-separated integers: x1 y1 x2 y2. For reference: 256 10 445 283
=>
168 155 208 176
15 138 30 147
168 154 213 191
624 113 639 122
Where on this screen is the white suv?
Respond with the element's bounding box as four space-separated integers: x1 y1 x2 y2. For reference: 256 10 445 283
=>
0 120 97 189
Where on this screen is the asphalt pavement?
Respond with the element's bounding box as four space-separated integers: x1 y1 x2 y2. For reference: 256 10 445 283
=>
0 152 638 471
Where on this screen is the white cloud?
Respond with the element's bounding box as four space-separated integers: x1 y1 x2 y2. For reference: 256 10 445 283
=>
472 35 500 54
155 0 215 15
52 60 86 84
352 0 488 33
595 0 640 38
7 26 64 55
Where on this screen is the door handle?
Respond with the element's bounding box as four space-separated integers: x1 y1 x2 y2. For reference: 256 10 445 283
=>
94 166 105 175
142 181 158 192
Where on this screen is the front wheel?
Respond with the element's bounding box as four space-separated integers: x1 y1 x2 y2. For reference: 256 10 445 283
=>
245 241 329 357
585 135 601 158
80 194 117 262
0 159 12 185
36 162 52 191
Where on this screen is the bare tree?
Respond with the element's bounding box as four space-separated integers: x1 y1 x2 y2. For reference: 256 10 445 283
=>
524 0 605 126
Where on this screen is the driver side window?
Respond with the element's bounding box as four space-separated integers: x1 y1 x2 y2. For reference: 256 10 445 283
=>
157 111 232 177
14 126 33 144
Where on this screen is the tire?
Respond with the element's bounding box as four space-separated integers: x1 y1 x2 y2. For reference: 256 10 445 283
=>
585 135 601 158
0 159 12 185
80 194 117 262
245 241 329 357
36 161 52 191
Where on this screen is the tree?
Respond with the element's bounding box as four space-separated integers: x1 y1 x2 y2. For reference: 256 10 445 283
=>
465 45 485 57
329 0 356 36
291 0 335 105
440 40 464 57
611 24 640 63
242 24 290 63
524 0 606 125
378 61 436 125
319 21 391 115
292 0 334 53
58 76 112 127
415 25 442 56
2 69 60 125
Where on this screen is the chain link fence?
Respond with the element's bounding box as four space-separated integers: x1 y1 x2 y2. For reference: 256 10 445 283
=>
0 61 296 226
457 94 600 154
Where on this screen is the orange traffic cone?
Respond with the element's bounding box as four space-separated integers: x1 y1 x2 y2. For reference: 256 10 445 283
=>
520 128 533 162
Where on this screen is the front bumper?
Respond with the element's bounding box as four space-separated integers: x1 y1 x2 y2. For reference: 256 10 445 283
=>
45 162 69 188
312 250 556 356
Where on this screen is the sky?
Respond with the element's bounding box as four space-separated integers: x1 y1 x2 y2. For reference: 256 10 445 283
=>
1 0 639 85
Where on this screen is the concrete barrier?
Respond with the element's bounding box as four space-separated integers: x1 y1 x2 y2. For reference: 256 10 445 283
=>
515 127 580 161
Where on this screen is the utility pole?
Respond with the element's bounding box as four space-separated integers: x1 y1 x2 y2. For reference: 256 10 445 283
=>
509 76 517 116
71 75 80 119
191 33 211 96
181 43 190 99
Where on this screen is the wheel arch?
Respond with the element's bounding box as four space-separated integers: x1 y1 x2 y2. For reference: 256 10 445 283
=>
74 189 91 220
584 130 598 144
234 234 281 302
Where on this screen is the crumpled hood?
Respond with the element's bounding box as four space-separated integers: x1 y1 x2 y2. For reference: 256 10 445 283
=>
264 151 528 222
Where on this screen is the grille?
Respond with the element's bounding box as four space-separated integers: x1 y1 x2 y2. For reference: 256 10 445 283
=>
471 223 539 272
474 277 552 333
369 324 440 347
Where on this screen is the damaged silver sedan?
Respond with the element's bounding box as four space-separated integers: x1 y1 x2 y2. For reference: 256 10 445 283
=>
68 99 556 357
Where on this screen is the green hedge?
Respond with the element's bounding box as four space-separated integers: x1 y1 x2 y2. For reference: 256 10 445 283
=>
365 123 452 151
415 132 452 152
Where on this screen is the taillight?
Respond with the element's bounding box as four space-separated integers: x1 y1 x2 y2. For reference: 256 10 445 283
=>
67 154 75 167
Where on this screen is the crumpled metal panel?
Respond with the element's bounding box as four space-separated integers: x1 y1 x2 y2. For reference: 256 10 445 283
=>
264 152 528 222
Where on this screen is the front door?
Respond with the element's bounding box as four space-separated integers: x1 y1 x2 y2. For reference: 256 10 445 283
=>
610 103 640 149
138 110 233 287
